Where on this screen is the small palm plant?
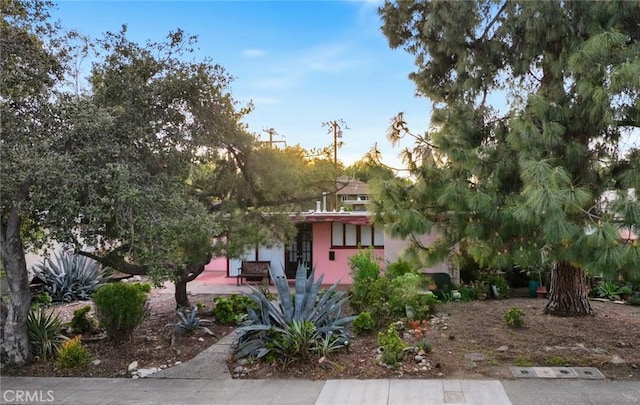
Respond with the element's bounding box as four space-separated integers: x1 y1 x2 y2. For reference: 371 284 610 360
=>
234 263 355 363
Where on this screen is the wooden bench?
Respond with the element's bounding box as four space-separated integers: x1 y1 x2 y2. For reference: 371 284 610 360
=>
237 261 271 286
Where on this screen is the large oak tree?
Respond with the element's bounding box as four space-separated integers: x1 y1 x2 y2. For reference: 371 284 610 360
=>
375 0 639 316
1 1 335 365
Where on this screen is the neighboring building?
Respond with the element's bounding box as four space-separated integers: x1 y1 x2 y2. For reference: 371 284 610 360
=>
336 177 371 212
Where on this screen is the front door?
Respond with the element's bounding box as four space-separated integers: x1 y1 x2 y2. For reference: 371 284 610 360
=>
285 223 312 279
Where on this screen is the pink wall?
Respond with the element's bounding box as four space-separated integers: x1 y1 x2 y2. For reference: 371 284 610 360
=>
204 256 228 272
312 222 384 286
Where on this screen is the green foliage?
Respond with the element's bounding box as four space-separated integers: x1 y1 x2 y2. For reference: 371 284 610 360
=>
351 259 438 326
626 294 640 306
131 283 151 293
234 264 355 362
384 259 417 280
92 283 148 342
377 0 640 317
596 282 624 301
30 250 104 303
504 307 525 328
348 248 381 284
70 305 94 334
546 355 572 367
480 273 511 298
311 333 348 358
213 294 256 325
1 0 330 365
416 339 433 354
514 356 534 367
458 285 477 301
270 320 318 365
377 323 407 367
27 308 68 360
55 336 90 369
168 307 214 337
31 292 52 309
352 311 375 335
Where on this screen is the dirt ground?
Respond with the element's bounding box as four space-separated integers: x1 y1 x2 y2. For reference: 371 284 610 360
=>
2 291 234 378
3 292 639 381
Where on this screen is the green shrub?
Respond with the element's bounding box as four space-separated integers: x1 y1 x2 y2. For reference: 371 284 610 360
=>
458 285 477 301
504 307 525 328
213 294 256 324
70 305 94 334
30 250 104 303
377 323 407 367
480 273 510 298
352 311 375 335
311 334 348 357
234 264 354 363
31 292 52 309
56 335 90 369
384 259 416 280
27 307 68 360
348 248 381 284
270 320 318 365
93 282 148 342
131 282 151 293
627 294 640 306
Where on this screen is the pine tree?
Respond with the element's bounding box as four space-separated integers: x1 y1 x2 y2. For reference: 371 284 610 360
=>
376 0 639 316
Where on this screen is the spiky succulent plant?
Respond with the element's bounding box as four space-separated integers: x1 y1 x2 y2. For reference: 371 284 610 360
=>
234 263 355 361
30 250 104 303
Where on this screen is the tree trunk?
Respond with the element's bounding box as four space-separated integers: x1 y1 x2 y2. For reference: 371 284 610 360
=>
173 262 207 309
174 279 190 309
544 261 593 317
0 207 33 365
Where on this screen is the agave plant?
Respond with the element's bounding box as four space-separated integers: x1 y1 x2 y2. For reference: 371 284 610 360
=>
31 250 104 303
234 263 355 362
174 307 215 333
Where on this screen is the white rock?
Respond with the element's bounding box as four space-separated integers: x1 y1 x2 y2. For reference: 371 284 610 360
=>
92 360 102 366
233 366 244 374
174 361 182 366
496 346 509 352
610 355 625 365
415 355 424 362
135 367 159 378
131 375 139 379
198 337 204 342
127 361 139 372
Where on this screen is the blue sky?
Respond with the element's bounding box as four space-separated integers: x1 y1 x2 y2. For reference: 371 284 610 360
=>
50 0 432 169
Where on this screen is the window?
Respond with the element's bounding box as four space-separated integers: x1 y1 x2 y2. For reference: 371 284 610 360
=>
331 222 384 247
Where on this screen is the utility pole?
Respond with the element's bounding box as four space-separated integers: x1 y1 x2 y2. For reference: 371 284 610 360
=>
322 119 348 210
260 128 286 148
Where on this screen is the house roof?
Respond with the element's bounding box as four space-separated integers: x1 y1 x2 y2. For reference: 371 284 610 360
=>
291 211 372 226
336 177 370 196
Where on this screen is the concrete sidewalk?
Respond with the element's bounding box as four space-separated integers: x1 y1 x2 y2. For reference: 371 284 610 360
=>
3 376 640 404
1 377 510 405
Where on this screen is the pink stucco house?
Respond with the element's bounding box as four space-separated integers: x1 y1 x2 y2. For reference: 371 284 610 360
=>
206 178 455 286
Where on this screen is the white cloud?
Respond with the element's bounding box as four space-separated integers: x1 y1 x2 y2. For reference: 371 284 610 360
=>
243 48 266 58
246 43 358 92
